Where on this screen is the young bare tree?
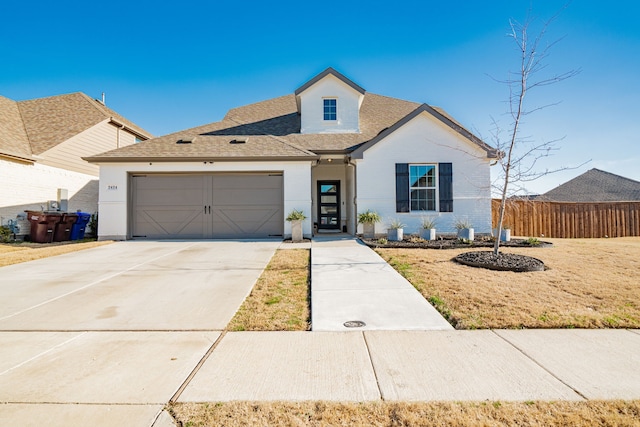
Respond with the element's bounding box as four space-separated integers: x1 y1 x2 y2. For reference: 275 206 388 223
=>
492 10 581 256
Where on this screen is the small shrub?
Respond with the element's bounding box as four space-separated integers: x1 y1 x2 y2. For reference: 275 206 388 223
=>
388 218 405 229
525 237 541 246
0 225 12 243
420 216 437 229
358 210 381 224
377 237 388 245
286 209 307 221
454 218 473 230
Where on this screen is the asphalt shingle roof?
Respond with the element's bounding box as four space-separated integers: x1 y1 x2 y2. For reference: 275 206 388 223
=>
86 70 496 163
541 168 640 202
0 92 152 159
0 95 31 160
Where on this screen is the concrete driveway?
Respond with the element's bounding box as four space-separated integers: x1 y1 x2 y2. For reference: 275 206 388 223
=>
0 240 280 426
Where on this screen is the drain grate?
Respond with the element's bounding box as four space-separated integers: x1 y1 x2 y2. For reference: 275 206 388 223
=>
343 320 366 328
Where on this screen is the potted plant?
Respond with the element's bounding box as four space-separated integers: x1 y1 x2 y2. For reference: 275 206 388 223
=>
420 216 437 241
286 209 306 242
358 210 381 239
492 225 512 242
454 218 474 241
387 218 405 241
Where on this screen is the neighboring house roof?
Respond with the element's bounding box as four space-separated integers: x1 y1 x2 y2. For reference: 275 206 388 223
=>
541 168 640 202
0 95 32 160
86 72 496 163
0 92 153 160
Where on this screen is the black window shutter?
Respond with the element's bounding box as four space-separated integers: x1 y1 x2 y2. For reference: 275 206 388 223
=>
439 163 453 212
395 163 409 212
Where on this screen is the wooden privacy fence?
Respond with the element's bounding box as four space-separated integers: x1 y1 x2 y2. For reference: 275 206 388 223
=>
492 199 640 238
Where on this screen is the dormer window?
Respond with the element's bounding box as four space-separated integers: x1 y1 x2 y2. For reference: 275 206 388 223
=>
323 98 337 121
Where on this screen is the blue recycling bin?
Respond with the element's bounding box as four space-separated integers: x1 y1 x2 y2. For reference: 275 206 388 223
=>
70 212 91 240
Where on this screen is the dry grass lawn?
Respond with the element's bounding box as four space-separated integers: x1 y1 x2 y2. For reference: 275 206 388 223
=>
0 240 112 267
377 237 640 329
227 249 310 331
170 400 640 427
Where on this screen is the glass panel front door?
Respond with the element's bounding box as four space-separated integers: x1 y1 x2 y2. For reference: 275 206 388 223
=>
317 180 340 230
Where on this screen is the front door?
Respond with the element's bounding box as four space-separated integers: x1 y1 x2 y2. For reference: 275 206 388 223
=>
317 181 340 230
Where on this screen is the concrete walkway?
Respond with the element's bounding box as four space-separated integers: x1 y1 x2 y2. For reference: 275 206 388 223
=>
311 236 452 331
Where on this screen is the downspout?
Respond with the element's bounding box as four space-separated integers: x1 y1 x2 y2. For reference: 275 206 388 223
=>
117 124 125 148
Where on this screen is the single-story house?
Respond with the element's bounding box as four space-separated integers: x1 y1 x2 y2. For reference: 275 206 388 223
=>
0 92 152 235
86 68 498 240
540 168 640 202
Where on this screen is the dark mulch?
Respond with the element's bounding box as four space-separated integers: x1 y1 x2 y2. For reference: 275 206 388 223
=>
360 236 552 250
455 251 546 272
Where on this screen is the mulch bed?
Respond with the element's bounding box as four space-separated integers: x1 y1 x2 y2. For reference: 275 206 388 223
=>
361 236 550 272
455 251 546 272
360 236 552 250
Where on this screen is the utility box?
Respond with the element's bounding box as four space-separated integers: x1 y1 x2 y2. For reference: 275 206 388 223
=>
25 211 62 243
54 213 78 242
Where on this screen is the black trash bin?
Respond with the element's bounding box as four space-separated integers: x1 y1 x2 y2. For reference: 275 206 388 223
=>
25 211 62 243
70 212 91 240
54 213 78 242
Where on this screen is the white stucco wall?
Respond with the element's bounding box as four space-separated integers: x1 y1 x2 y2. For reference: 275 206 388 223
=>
299 75 363 134
355 112 493 235
0 157 98 234
96 161 313 240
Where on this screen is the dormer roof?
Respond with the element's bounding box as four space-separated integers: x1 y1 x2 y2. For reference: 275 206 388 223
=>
294 67 366 97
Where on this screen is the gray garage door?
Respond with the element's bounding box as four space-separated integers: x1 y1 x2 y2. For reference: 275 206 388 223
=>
131 173 283 239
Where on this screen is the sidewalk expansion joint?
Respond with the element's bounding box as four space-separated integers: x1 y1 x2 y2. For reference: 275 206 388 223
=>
362 331 384 401
169 331 227 403
490 330 589 400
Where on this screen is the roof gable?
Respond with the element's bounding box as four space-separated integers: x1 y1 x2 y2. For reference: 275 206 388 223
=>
542 168 640 202
16 92 152 155
294 67 366 96
351 103 498 159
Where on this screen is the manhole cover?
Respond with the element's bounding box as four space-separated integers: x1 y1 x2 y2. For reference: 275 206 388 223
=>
343 320 366 328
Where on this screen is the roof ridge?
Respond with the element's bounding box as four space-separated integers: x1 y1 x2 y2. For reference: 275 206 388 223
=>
13 98 36 156
226 116 316 156
77 92 111 119
589 168 640 185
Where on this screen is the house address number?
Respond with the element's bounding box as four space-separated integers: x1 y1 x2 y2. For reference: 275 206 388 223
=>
107 185 118 190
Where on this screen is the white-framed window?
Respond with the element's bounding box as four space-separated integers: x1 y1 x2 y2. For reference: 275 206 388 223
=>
323 98 337 121
409 164 437 211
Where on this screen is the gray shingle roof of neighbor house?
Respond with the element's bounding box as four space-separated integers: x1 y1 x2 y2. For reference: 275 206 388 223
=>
0 92 153 161
541 168 640 202
86 69 498 162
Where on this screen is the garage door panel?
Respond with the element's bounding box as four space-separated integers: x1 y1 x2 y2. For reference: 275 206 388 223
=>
132 174 283 239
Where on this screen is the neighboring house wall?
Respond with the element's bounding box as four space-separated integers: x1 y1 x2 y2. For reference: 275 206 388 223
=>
299 75 362 134
355 113 492 234
0 157 99 230
38 120 138 176
97 161 313 240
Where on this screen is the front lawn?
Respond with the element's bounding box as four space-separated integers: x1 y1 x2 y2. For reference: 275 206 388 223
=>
377 237 640 329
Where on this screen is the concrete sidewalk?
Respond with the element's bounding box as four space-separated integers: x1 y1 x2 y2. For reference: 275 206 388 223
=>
177 329 640 402
311 237 452 331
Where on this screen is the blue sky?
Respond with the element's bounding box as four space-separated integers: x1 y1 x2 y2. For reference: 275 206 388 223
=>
2 1 638 194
